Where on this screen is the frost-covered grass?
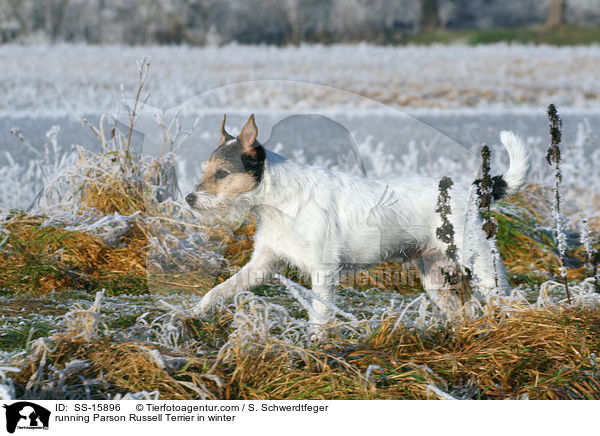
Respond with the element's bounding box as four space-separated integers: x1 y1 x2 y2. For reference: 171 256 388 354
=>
2 43 600 114
2 284 600 400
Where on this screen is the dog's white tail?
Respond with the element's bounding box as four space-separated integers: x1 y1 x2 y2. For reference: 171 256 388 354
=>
500 130 530 197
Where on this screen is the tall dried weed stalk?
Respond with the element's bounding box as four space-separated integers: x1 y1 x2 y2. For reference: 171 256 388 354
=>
474 145 500 289
547 104 571 303
435 176 472 304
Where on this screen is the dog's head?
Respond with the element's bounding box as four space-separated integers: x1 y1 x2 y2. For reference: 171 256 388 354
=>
185 114 266 211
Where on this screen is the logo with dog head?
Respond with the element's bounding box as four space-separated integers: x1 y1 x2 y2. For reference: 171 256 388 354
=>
2 402 50 434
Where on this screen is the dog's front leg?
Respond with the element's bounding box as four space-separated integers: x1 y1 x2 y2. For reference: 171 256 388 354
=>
192 247 277 316
309 269 338 327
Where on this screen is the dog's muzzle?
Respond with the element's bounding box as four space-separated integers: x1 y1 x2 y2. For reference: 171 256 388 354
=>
185 191 227 211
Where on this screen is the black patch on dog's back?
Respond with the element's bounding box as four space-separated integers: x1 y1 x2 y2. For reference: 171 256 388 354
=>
490 175 508 199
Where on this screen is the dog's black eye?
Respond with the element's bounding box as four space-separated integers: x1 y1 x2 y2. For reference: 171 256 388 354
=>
215 169 229 180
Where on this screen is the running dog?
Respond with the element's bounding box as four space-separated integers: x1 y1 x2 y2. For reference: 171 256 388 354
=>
186 115 530 325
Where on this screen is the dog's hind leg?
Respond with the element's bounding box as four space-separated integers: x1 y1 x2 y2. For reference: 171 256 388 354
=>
466 236 511 300
192 246 278 316
416 254 462 321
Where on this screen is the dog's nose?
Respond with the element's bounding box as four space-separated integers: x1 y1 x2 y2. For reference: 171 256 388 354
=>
185 193 196 206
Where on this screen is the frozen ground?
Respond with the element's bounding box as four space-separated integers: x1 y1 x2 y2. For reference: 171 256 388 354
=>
1 43 600 115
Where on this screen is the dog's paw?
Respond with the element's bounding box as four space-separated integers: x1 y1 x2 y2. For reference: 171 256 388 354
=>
191 297 213 317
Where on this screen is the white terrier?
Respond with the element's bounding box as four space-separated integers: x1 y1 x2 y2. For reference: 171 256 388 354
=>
186 115 530 325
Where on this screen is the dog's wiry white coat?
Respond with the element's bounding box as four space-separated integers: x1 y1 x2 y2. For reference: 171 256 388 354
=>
192 131 530 325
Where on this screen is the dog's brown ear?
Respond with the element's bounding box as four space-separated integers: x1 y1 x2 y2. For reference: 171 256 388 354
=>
217 114 231 146
239 114 258 156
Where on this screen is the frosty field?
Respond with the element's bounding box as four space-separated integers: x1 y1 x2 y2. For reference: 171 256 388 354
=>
0 43 599 400
2 43 600 114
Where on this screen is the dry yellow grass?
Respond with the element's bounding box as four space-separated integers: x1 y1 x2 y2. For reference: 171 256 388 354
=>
89 341 220 399
81 176 147 215
11 303 600 400
364 306 600 399
0 213 147 294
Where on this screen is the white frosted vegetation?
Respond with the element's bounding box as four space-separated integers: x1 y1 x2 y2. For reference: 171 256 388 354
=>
2 43 600 114
4 276 599 399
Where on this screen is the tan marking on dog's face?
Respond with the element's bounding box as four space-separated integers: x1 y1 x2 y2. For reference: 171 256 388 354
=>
219 172 256 195
197 156 256 197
